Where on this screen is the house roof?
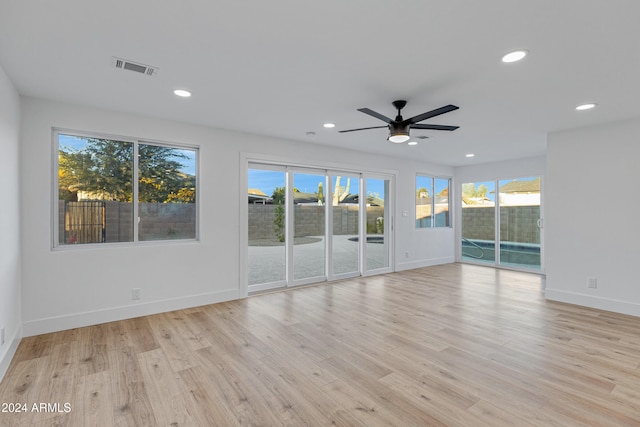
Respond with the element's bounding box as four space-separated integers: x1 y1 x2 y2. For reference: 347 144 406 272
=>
2 1 640 166
499 178 541 194
248 188 268 198
248 188 271 203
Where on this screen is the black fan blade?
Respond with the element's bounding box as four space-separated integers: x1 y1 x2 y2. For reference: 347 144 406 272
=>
411 124 459 131
339 125 388 133
357 108 394 124
406 105 459 125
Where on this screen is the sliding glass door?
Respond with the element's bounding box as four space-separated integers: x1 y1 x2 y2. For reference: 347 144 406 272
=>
247 165 287 288
461 181 496 264
330 174 360 277
247 163 394 292
292 171 327 284
498 177 541 269
364 176 391 273
461 177 542 271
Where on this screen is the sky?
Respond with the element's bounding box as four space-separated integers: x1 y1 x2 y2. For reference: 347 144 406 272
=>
416 175 451 197
58 134 197 175
463 177 539 202
248 169 385 199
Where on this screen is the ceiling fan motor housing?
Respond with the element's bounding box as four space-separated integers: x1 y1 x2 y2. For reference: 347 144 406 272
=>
388 122 411 143
389 122 410 134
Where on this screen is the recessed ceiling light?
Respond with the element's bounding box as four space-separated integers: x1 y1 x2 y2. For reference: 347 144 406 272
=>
502 50 528 63
323 123 336 128
465 153 475 158
174 89 191 97
408 141 418 146
576 103 597 111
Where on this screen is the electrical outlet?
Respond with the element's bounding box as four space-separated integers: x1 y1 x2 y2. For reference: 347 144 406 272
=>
1 327 5 346
587 277 597 289
132 288 141 300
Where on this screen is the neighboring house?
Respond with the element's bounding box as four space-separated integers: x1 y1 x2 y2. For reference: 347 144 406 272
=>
76 190 115 201
499 178 540 206
248 188 271 204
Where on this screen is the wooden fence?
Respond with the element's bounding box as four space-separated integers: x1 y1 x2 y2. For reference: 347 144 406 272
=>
63 201 106 244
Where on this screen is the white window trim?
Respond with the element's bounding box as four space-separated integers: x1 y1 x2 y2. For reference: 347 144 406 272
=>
52 128 200 249
415 173 452 229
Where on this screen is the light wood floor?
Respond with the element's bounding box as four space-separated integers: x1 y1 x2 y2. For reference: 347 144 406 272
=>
2 263 640 426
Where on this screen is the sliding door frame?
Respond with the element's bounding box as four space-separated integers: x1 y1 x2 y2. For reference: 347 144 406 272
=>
241 153 397 296
457 176 544 273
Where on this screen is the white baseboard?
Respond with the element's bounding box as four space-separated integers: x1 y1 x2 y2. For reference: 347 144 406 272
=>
0 325 23 383
396 257 455 272
545 288 640 317
22 288 240 337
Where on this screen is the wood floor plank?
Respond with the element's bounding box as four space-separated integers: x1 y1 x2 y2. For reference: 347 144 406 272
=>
136 348 193 427
177 366 240 427
108 346 157 426
378 372 480 426
2 263 640 425
66 370 115 427
467 399 541 427
190 347 283 426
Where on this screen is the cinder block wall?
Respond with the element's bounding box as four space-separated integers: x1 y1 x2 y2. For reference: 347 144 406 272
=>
59 201 195 243
461 206 540 243
248 204 384 241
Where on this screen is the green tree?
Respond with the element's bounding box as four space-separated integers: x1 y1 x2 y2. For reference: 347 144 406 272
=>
461 183 476 198
272 186 285 242
138 144 192 203
272 186 285 204
416 187 429 198
477 184 488 198
58 138 133 201
58 138 195 203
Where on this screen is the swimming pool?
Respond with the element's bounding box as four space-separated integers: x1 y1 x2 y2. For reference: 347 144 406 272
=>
462 238 540 269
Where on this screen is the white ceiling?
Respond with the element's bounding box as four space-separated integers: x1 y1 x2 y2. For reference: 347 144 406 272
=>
1 0 639 166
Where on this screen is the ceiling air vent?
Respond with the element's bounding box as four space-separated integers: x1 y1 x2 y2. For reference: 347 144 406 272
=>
111 57 158 76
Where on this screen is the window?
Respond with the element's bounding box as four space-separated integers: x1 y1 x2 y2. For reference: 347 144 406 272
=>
416 174 450 228
461 177 541 270
55 131 197 246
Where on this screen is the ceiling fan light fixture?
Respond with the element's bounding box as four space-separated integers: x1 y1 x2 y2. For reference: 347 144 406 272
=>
388 133 410 143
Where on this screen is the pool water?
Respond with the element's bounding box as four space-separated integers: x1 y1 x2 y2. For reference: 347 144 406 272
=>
462 239 540 269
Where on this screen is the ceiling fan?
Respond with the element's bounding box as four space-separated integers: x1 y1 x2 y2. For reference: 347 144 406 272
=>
339 100 459 143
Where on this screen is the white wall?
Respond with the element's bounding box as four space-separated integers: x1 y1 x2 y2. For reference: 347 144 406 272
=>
0 65 22 380
546 118 640 316
455 156 546 184
20 97 455 336
392 154 456 271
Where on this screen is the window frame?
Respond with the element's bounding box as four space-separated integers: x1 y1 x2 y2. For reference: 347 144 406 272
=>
52 128 199 249
415 173 451 229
